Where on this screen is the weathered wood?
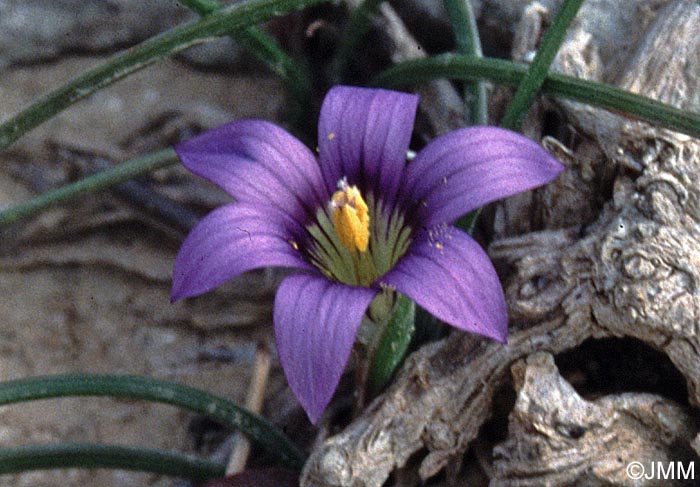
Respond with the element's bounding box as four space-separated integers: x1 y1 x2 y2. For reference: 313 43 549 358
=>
301 1 700 485
493 353 698 487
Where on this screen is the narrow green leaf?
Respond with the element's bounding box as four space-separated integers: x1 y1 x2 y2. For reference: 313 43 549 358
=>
0 0 326 151
332 0 385 82
442 0 488 125
0 443 224 481
455 208 480 235
368 293 415 397
0 149 179 228
371 55 700 139
501 0 585 130
443 0 487 234
0 374 305 470
179 0 222 14
178 0 311 124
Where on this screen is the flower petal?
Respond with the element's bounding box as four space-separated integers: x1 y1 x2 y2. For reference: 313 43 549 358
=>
318 86 418 204
175 120 327 218
274 274 377 424
172 203 312 301
402 127 564 227
378 227 507 342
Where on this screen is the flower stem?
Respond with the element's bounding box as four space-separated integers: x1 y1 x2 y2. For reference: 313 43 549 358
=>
0 0 325 151
178 0 222 13
500 0 585 130
0 374 306 470
178 0 311 125
354 290 392 412
371 55 700 139
443 0 487 235
0 149 179 228
453 0 582 233
442 0 488 126
366 293 415 397
0 443 224 481
355 291 415 412
332 0 385 82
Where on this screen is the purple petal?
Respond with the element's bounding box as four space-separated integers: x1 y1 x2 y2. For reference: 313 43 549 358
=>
172 203 312 301
175 120 327 218
402 127 563 227
318 86 418 203
378 227 507 342
274 274 377 424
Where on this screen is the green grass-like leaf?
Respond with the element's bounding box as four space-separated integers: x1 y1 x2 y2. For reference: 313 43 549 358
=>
0 149 179 228
0 374 306 470
451 0 582 232
368 294 415 397
178 0 311 125
332 0 385 82
372 55 700 139
501 0 585 130
442 0 487 125
0 0 326 151
0 443 225 481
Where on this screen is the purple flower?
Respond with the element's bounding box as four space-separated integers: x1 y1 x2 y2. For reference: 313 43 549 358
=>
171 86 563 423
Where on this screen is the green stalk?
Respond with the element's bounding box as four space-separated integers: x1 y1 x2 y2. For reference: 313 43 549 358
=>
367 293 415 398
332 0 385 82
0 443 224 481
178 0 311 123
0 149 179 228
179 0 222 13
0 0 326 151
442 0 488 125
443 0 487 234
371 55 700 139
454 0 582 232
0 374 306 470
501 0 585 130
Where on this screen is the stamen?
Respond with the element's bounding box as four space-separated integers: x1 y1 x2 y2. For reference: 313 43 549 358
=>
330 178 370 253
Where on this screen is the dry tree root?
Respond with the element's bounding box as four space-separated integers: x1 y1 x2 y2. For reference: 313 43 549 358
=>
301 1 700 486
493 353 698 487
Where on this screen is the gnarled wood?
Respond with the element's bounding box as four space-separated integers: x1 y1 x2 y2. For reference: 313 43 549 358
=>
301 1 700 485
493 352 698 487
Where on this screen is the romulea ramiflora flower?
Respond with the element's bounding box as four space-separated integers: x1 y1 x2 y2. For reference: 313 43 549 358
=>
171 86 564 423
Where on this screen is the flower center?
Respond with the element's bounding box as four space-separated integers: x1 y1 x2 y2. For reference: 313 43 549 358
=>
301 178 412 287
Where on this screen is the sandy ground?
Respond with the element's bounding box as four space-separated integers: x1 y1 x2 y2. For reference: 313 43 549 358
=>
0 1 295 485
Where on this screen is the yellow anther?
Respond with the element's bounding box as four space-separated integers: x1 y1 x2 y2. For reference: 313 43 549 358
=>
330 179 370 253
